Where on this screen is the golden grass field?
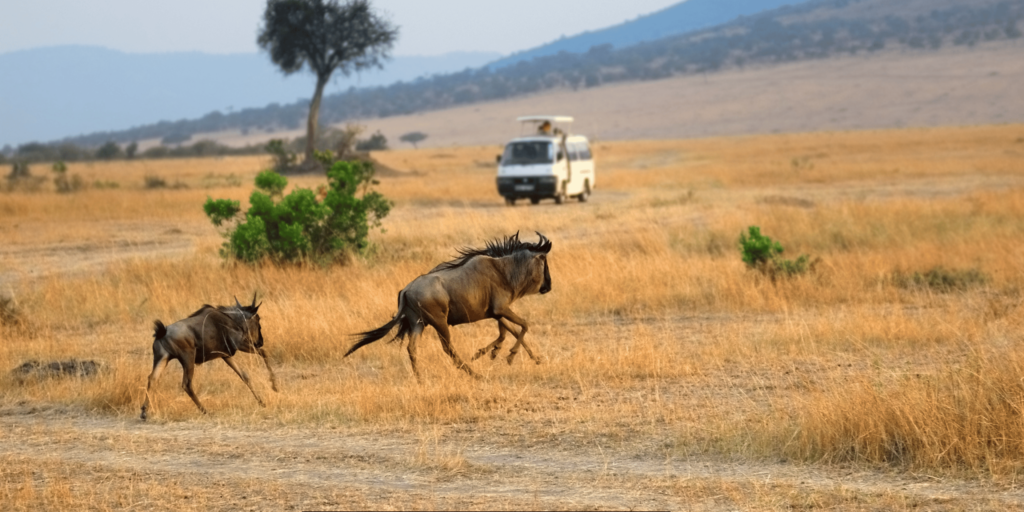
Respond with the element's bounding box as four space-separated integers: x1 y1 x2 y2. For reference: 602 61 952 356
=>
2 124 1024 510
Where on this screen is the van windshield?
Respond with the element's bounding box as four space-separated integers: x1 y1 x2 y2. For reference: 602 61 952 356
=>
502 141 553 166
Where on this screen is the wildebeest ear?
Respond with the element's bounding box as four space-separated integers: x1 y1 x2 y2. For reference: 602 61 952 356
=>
254 301 262 312
234 296 243 308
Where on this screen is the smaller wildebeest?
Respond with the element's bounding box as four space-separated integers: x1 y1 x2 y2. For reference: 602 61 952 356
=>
140 294 277 420
346 232 553 377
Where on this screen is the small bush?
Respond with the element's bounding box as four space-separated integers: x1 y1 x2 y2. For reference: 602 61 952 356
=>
204 160 392 264
5 161 45 192
7 161 31 181
144 175 167 189
266 139 297 173
93 180 120 189
356 130 388 151
890 266 989 292
52 161 85 193
144 175 187 189
739 226 782 268
739 226 817 280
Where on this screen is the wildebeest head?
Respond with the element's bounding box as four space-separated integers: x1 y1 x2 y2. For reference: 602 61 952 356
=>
233 293 264 348
523 232 553 295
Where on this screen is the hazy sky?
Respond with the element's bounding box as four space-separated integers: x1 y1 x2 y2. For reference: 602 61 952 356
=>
0 0 684 57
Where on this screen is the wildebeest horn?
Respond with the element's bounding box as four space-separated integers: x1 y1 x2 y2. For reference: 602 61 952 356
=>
234 296 242 309
251 292 258 308
535 232 552 253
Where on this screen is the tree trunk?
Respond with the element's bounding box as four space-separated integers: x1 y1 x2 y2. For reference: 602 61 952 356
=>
303 75 330 168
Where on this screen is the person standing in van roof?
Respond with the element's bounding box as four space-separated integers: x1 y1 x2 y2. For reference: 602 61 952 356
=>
538 121 552 135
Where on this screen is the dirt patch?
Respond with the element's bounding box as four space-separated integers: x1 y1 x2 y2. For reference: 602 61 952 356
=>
2 410 1022 510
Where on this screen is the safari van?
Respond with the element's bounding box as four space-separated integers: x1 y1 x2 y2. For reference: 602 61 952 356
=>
496 116 595 206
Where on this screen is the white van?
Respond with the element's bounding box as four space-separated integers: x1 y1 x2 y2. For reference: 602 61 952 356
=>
496 116 595 206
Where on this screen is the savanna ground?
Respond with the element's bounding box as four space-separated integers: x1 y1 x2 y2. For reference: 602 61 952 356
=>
2 124 1024 510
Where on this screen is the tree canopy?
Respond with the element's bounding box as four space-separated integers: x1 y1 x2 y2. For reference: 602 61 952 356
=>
258 0 398 168
399 131 427 149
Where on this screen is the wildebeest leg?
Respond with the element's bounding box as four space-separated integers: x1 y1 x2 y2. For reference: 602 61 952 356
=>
430 320 478 378
498 309 542 365
222 356 265 407
140 352 170 421
180 358 207 414
472 319 521 361
406 319 425 381
256 348 279 392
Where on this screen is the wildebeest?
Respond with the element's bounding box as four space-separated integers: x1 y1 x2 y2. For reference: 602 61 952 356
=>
346 232 553 377
140 294 278 420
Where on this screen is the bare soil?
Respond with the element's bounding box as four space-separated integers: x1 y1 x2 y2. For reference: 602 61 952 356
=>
2 405 1023 511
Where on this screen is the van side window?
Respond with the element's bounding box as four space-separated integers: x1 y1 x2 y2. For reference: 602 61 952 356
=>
567 142 581 162
579 143 593 161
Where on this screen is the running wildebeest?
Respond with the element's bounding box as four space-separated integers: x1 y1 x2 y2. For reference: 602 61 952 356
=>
140 294 278 420
346 232 553 377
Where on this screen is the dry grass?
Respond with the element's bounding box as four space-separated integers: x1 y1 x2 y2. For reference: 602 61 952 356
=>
2 124 1024 508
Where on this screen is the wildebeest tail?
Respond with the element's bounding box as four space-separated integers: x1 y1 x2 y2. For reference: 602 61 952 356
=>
153 320 167 340
345 292 410 357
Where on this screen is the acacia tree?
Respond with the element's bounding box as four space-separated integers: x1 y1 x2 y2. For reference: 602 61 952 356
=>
258 0 398 169
399 131 427 149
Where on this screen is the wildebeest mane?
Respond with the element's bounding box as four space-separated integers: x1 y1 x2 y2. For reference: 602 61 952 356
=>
182 305 246 335
186 303 255 321
430 232 551 273
187 304 217 318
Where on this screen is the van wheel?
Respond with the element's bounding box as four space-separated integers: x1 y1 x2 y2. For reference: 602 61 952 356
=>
554 185 566 205
505 197 516 206
578 180 591 202
530 197 540 205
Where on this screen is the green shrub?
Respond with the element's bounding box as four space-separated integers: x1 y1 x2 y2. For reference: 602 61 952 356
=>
266 139 297 173
204 160 391 264
52 161 85 193
254 170 288 197
739 226 783 268
739 226 816 280
355 130 388 151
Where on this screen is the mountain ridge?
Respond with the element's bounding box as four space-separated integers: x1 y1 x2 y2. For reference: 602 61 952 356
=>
488 0 808 68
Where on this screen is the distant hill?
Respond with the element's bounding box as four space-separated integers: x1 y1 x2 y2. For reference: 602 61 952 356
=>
14 0 1024 153
489 0 809 68
0 46 499 148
